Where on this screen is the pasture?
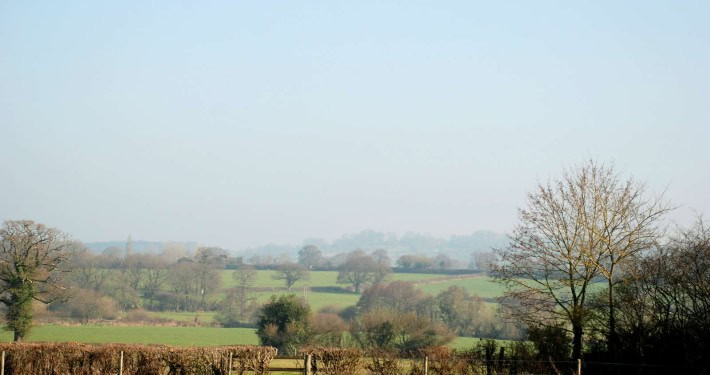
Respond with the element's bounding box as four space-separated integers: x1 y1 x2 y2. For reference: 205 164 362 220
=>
0 324 485 350
164 270 501 319
0 270 506 349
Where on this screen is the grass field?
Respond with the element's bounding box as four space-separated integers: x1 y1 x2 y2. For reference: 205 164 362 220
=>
0 324 492 351
220 270 446 290
154 270 501 321
416 276 505 299
0 325 259 346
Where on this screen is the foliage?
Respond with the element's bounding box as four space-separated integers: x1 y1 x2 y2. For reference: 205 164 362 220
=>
0 342 277 375
436 286 483 336
356 281 424 313
257 294 312 353
301 347 363 375
337 251 390 292
397 254 435 270
63 288 119 323
310 312 348 347
366 349 403 375
216 265 259 327
583 217 710 374
298 245 323 269
0 220 74 341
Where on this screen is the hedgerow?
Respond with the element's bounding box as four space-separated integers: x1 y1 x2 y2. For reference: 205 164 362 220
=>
0 342 277 375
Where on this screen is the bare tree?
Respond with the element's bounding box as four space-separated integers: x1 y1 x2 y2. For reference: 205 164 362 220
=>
140 255 170 309
70 252 113 293
337 253 387 293
298 245 322 269
272 262 309 291
493 161 660 360
0 220 74 341
233 265 258 292
580 162 671 355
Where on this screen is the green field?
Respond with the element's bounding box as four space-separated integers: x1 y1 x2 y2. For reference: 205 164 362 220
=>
416 276 505 299
0 325 258 346
157 270 501 320
4 270 505 349
220 270 446 290
0 324 490 351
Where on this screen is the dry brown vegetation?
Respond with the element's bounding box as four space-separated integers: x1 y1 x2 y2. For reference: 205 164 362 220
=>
0 342 276 375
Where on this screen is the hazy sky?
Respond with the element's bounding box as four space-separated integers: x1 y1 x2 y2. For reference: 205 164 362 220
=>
1 1 708 250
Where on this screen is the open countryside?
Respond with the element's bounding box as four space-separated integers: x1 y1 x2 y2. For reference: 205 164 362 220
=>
2 1 709 373
1 268 503 346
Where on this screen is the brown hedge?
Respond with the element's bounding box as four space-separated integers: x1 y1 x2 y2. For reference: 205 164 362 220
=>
0 342 277 375
301 347 364 375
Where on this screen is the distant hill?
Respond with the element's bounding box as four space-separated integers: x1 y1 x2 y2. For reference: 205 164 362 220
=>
84 240 199 255
84 230 507 263
238 230 508 263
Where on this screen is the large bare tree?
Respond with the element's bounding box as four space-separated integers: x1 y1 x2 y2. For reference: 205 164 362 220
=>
272 262 309 291
493 160 669 360
0 220 74 341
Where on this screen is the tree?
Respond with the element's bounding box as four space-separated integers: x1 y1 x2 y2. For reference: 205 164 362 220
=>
356 281 424 314
396 254 434 270
298 245 322 269
592 217 710 372
371 249 392 284
337 253 386 293
195 246 229 266
273 262 309 291
493 160 669 360
216 265 259 326
65 289 118 323
436 285 484 336
257 294 312 353
352 281 454 353
70 252 113 293
233 265 258 292
168 261 199 311
577 162 670 356
139 255 170 309
0 220 74 341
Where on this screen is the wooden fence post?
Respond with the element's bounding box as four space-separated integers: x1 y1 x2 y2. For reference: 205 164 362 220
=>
577 358 582 375
228 352 233 375
424 356 429 375
1 350 5 375
304 354 312 375
119 351 124 375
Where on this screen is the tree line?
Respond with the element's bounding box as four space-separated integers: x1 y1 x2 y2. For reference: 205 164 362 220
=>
2 159 708 373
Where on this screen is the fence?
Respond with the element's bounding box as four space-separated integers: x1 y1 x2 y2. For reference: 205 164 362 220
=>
0 348 690 375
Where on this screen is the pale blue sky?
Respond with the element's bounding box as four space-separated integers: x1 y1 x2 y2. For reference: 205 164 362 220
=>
1 1 708 249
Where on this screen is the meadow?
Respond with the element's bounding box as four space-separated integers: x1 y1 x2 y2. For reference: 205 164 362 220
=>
0 324 485 350
1 270 505 349
157 270 502 323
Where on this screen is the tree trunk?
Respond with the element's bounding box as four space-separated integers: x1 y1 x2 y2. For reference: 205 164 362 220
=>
13 330 21 342
572 323 583 360
608 279 617 359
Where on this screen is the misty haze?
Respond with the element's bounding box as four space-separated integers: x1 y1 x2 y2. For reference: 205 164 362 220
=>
1 2 708 374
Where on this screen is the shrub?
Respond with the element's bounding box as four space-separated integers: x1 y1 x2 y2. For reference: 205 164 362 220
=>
301 347 363 375
0 342 277 375
367 349 404 375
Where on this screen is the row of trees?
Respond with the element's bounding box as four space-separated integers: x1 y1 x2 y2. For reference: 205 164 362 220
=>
255 280 516 355
297 245 459 272
494 160 708 373
0 220 459 341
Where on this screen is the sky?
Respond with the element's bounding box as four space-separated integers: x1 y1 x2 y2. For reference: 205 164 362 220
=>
1 1 709 250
